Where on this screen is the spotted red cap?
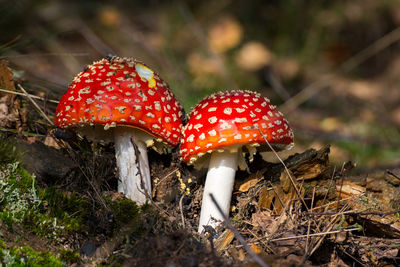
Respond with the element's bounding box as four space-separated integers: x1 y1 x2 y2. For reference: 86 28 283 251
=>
180 90 293 163
54 57 183 146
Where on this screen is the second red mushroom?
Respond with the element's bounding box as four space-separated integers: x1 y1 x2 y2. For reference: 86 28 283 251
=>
180 90 294 233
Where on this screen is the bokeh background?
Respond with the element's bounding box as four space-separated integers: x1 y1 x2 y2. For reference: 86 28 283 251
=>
2 0 400 168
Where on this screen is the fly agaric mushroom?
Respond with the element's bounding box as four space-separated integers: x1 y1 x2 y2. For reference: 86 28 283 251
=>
55 57 183 205
180 90 293 233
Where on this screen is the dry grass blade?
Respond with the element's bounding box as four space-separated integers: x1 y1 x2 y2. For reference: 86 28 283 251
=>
270 227 360 242
308 204 349 257
268 181 289 215
209 193 270 267
0 52 89 59
256 126 309 211
304 187 316 258
17 84 54 125
0 87 59 104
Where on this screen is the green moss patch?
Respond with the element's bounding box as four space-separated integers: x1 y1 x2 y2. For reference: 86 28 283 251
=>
0 162 89 239
0 241 63 267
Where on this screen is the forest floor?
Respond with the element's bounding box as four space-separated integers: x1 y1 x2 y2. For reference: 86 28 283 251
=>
0 61 399 266
1 2 400 266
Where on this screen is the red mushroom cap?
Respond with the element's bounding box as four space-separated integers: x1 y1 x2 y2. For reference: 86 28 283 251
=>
180 90 293 163
54 57 183 147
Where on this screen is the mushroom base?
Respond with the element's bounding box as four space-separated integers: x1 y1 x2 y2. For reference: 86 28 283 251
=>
198 150 238 233
114 128 152 205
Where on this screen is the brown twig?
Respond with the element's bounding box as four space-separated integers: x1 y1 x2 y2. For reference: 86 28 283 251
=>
305 209 400 217
320 166 336 209
0 87 59 104
336 163 346 212
246 228 275 254
0 52 89 59
267 181 288 214
256 125 309 211
153 168 179 192
17 84 54 125
308 205 349 256
270 227 360 242
209 193 270 267
308 195 358 212
387 170 400 181
304 187 316 257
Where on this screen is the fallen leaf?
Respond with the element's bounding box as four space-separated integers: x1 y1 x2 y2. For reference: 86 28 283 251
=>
320 117 344 132
208 16 243 53
0 60 22 129
251 210 277 234
98 6 121 27
336 180 366 199
238 177 262 192
43 135 61 149
258 170 304 215
250 244 263 254
187 53 220 76
235 41 272 71
215 229 235 251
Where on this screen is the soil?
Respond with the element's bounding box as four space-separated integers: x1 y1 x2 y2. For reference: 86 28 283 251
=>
2 131 399 266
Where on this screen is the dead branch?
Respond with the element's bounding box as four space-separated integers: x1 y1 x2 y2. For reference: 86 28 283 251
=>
209 193 270 267
17 84 54 125
306 209 400 217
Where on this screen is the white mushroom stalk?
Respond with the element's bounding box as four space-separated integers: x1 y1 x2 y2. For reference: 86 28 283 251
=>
114 127 152 205
198 149 238 233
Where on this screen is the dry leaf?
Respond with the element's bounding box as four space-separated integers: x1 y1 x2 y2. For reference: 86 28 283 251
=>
257 185 274 211
349 80 380 100
98 6 121 27
237 248 246 261
208 16 243 53
0 60 23 129
238 177 262 192
250 244 263 254
44 135 61 149
320 117 344 132
235 41 272 71
215 229 235 251
258 171 304 215
187 53 220 76
336 180 365 199
274 58 300 80
250 211 279 235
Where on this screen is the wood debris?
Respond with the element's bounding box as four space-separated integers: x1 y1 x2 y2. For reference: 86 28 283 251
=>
0 60 24 130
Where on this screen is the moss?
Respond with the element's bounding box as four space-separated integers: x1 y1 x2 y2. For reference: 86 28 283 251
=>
104 196 140 225
0 244 63 267
58 249 80 265
0 163 40 228
38 187 90 234
0 134 21 165
0 162 89 239
106 255 124 267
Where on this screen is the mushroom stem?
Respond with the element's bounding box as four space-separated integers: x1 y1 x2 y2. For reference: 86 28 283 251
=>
114 128 151 205
198 149 238 233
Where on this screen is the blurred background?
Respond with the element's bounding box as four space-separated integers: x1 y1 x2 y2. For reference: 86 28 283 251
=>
1 0 400 169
